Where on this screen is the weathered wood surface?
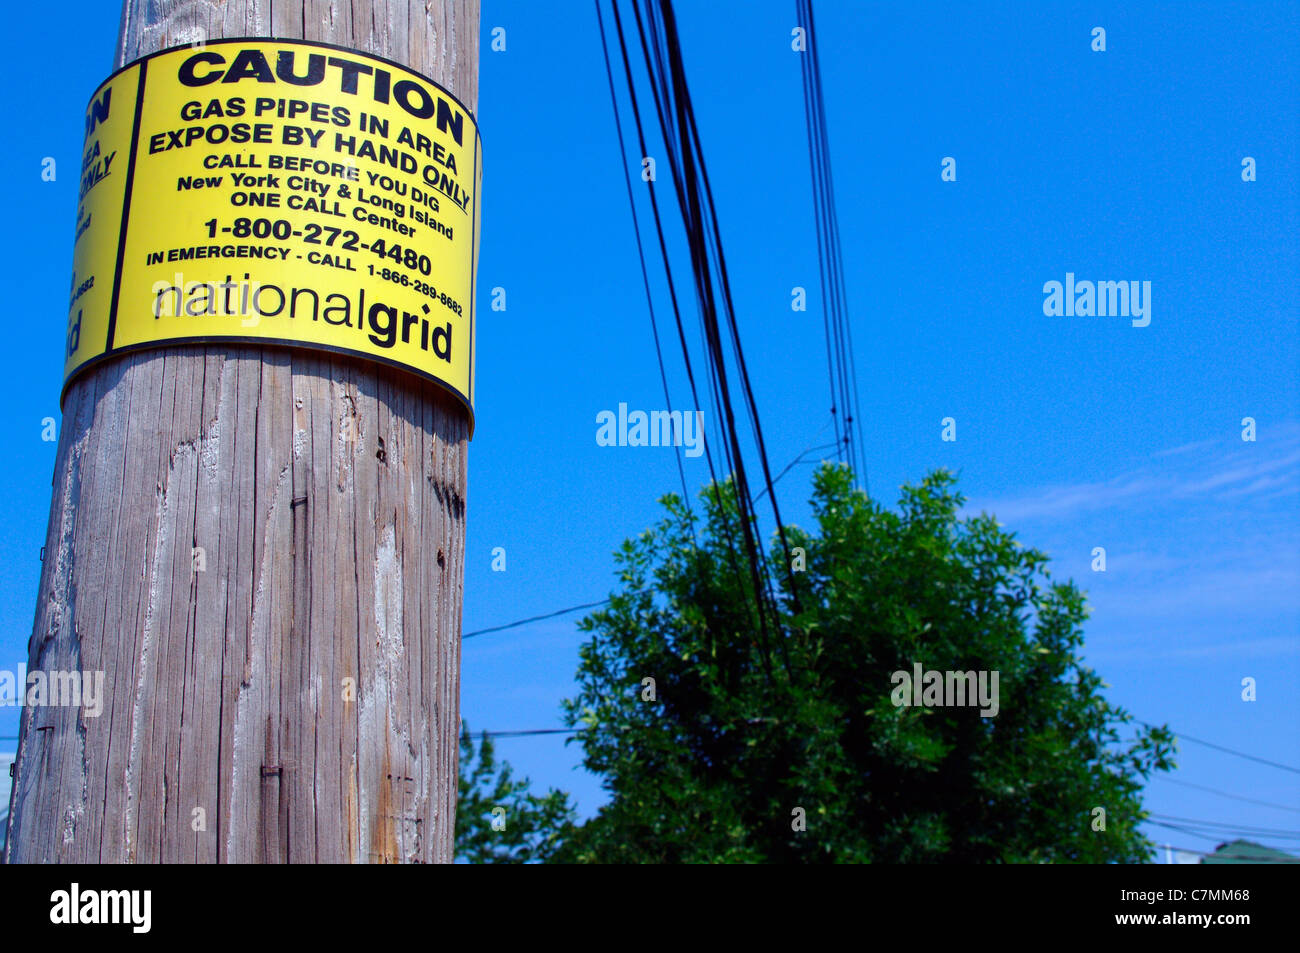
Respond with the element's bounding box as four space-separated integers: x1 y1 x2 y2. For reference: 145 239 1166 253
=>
5 0 477 864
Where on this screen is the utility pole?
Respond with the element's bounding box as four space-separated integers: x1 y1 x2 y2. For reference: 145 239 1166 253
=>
5 0 479 863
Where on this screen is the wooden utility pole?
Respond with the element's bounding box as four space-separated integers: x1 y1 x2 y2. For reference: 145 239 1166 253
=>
5 0 478 863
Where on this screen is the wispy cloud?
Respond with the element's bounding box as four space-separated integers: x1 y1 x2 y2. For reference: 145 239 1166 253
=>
969 425 1300 524
1097 563 1300 617
1153 438 1222 459
964 424 1300 625
1084 635 1299 665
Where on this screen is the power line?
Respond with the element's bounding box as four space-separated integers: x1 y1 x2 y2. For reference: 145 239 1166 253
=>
602 0 797 681
1151 775 1300 815
460 611 1300 787
644 0 795 653
461 423 845 646
595 0 694 525
1139 719 1300 775
1147 821 1300 859
796 0 867 495
755 440 841 504
458 440 854 650
1148 813 1300 839
599 0 763 666
1149 821 1251 843
467 718 776 741
462 600 609 641
453 603 1300 788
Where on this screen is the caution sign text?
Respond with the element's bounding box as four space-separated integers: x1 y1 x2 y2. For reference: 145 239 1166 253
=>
65 39 482 424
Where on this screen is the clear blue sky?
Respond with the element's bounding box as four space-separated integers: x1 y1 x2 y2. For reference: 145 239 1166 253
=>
2 0 1297 861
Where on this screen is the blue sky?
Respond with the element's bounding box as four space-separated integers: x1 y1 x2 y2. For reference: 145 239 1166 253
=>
1 0 1297 861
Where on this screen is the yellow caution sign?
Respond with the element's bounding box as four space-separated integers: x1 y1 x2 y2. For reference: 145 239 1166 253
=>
65 39 481 427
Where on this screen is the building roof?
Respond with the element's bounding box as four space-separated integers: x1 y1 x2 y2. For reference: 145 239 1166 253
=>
1200 839 1300 864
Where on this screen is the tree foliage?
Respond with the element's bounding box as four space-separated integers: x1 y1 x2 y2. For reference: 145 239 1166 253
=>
454 721 575 864
548 465 1174 863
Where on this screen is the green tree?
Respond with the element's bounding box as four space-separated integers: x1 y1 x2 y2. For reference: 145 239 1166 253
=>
554 465 1174 863
455 721 576 863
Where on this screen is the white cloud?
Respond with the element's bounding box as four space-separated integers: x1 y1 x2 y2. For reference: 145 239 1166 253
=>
1084 635 1299 664
969 428 1300 524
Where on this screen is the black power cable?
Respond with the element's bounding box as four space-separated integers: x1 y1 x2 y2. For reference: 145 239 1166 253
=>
599 0 782 679
600 0 760 668
626 0 808 675
796 0 868 495
594 0 694 529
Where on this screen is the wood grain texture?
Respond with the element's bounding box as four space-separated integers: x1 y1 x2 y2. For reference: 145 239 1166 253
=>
4 0 477 864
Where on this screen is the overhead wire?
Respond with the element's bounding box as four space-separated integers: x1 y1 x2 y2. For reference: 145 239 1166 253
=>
594 0 694 527
644 0 810 664
796 0 868 494
604 0 794 679
462 600 611 640
1137 718 1300 775
1147 813 1300 839
458 423 850 646
1150 775 1300 815
599 0 756 642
